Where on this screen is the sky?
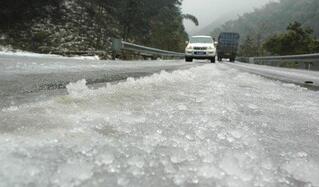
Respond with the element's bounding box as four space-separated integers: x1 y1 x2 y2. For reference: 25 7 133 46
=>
181 0 276 34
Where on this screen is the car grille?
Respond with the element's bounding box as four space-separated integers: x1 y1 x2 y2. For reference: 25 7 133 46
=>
194 47 207 50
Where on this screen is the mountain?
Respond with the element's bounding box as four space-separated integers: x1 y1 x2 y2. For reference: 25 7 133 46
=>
211 0 319 43
182 0 275 36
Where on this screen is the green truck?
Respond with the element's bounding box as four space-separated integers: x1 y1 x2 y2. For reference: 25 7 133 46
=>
217 32 240 62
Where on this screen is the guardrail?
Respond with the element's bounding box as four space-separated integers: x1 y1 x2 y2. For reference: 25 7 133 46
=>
111 38 184 60
237 53 319 71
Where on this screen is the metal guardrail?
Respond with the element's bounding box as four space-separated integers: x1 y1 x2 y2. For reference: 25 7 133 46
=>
237 53 319 71
111 38 184 59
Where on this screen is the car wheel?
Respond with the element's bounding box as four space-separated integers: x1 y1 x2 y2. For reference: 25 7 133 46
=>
185 57 193 62
210 57 216 63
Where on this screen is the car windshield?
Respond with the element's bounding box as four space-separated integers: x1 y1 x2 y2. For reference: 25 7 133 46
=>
190 37 213 44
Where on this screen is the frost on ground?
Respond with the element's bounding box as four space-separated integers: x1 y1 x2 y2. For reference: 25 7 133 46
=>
0 64 319 187
0 47 99 60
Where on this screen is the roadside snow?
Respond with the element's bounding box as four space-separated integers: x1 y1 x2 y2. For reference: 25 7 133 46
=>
69 55 100 60
0 47 60 58
0 47 99 60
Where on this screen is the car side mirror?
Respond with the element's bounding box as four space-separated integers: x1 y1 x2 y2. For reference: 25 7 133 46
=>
185 41 189 44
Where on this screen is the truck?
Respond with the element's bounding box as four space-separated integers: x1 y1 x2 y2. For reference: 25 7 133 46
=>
217 32 240 62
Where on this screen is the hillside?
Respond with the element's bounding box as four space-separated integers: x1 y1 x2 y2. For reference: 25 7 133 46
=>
0 0 188 55
211 0 319 43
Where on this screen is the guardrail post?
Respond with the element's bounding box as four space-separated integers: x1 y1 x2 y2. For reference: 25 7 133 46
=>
111 38 123 60
305 62 312 70
249 57 254 64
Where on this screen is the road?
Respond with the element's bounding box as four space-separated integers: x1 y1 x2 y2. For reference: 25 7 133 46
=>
226 62 319 90
0 54 198 107
0 55 319 187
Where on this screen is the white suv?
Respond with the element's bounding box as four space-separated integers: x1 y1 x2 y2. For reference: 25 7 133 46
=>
185 36 216 63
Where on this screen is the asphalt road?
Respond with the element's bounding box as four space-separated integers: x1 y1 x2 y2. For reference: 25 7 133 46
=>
0 54 199 107
1 54 318 106
226 62 319 90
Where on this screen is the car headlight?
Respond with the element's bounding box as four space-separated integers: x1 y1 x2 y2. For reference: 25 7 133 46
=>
186 46 193 50
208 46 214 50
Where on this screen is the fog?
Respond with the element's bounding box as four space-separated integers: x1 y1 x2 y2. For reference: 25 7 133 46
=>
182 0 276 34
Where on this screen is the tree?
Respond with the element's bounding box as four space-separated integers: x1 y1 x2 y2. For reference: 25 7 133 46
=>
263 22 319 55
238 36 258 57
0 0 190 54
148 7 188 51
182 14 199 26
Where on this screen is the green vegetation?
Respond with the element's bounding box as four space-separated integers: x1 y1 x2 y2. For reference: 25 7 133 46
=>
238 36 258 57
211 0 319 57
0 0 195 55
263 22 319 55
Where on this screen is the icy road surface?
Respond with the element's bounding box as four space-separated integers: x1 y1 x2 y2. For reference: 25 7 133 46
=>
0 54 197 107
1 64 319 187
227 62 319 89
